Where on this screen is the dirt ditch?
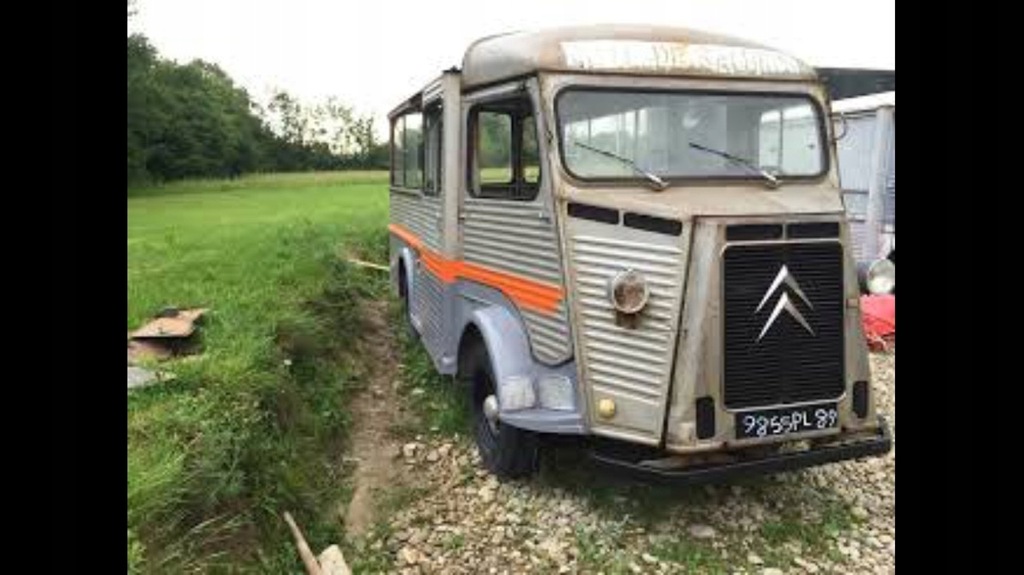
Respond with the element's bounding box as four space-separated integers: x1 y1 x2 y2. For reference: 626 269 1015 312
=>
341 299 417 537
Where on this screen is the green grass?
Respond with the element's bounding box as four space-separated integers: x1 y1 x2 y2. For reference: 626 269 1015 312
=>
128 171 390 573
127 170 390 198
648 538 730 573
477 165 541 187
344 483 434 573
755 493 855 566
391 304 471 437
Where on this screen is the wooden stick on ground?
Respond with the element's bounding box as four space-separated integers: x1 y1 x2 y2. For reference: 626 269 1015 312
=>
283 511 324 575
346 257 390 273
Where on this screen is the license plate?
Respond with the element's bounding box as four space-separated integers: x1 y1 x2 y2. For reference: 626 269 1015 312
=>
735 403 838 439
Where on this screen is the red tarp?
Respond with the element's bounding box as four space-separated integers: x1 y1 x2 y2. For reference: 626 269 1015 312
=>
861 295 895 351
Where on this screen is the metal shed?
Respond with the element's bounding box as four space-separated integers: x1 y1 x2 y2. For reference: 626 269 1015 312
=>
832 91 895 263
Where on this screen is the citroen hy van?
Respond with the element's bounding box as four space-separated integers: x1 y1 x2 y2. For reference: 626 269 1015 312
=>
388 25 892 480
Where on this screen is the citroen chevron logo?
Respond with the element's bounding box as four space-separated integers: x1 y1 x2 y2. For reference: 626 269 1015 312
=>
755 265 814 341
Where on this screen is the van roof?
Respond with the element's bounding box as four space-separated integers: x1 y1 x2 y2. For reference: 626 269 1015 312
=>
460 24 817 88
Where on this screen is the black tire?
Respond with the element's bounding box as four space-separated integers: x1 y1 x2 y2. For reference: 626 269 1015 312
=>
460 340 539 479
398 264 418 340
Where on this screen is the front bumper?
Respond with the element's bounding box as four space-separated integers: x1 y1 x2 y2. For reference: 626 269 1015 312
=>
590 416 892 485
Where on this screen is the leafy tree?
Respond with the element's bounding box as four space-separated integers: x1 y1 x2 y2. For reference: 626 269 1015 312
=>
127 34 159 182
127 32 384 185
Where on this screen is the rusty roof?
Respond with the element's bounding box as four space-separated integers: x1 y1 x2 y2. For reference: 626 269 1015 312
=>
460 24 817 88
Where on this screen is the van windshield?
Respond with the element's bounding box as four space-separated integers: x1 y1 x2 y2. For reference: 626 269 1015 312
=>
557 90 826 183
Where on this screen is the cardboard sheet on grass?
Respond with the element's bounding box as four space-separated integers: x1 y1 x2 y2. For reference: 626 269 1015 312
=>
128 307 207 389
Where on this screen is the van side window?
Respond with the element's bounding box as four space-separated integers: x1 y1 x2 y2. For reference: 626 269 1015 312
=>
478 112 513 186
522 118 540 185
423 106 442 196
391 112 423 189
469 100 541 201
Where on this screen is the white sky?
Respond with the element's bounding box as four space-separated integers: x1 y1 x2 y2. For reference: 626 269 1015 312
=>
129 0 894 137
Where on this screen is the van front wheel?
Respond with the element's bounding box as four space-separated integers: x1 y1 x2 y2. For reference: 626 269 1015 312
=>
461 342 538 479
398 263 417 340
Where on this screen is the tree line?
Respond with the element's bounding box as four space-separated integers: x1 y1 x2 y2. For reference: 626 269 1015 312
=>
127 33 387 185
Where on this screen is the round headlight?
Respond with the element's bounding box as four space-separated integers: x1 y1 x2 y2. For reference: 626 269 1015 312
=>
860 259 895 294
609 269 649 314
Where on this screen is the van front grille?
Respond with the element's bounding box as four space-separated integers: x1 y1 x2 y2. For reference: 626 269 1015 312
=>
722 242 845 409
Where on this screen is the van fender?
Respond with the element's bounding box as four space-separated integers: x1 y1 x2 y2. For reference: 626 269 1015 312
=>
457 300 586 434
460 303 534 387
394 245 416 298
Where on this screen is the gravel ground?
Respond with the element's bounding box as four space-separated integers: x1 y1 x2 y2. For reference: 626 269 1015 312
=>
350 351 894 574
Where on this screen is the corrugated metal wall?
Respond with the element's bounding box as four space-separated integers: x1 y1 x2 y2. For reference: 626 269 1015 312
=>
837 110 895 259
884 126 895 230
837 114 877 202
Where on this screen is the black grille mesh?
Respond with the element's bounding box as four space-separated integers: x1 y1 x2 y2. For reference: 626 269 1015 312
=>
723 242 845 408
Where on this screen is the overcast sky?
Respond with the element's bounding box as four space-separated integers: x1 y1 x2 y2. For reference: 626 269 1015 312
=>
129 0 895 134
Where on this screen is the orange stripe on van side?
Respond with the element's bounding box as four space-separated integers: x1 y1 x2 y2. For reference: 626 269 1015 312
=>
388 223 564 314
388 223 423 251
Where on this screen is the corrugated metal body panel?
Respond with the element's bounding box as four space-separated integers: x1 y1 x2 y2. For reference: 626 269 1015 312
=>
520 306 571 363
567 218 689 444
462 198 572 364
390 190 443 252
414 266 445 356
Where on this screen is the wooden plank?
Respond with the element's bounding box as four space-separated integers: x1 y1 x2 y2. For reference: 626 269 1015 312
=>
346 258 390 273
283 512 323 575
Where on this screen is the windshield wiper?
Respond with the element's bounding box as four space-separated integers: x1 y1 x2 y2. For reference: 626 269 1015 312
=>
573 141 669 191
688 142 780 189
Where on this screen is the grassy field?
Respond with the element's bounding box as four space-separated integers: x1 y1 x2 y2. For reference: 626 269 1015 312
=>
128 171 390 572
129 170 890 573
